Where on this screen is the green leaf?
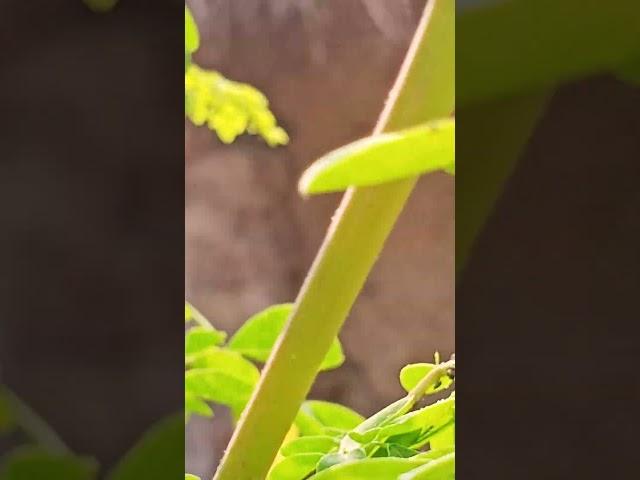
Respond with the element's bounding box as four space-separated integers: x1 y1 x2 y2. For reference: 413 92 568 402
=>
371 443 419 458
315 449 366 473
267 453 323 480
188 347 260 385
280 436 338 457
0 446 97 480
311 457 425 480
228 304 344 371
185 475 200 480
185 391 213 419
343 396 414 446
185 66 289 146
397 452 454 480
185 6 200 54
399 363 453 394
185 327 226 356
428 424 454 450
107 414 183 480
185 367 255 412
294 401 364 436
375 396 454 441
298 118 454 195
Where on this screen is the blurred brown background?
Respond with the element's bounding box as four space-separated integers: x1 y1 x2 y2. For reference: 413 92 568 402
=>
184 0 453 475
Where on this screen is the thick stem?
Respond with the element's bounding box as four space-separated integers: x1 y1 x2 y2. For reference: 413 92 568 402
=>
214 2 454 479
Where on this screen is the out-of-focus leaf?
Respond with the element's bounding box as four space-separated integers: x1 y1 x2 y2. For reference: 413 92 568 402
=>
399 363 453 394
298 118 454 195
185 475 200 480
0 390 15 434
267 453 323 480
185 6 200 54
0 446 97 480
107 414 183 480
228 304 344 371
615 56 640 86
83 0 118 13
185 66 289 146
294 400 364 436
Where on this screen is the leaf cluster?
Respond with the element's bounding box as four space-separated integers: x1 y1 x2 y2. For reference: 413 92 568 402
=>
184 7 288 146
185 302 344 422
266 357 455 480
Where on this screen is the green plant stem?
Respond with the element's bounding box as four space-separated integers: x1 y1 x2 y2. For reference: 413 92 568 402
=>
213 2 454 479
409 358 455 403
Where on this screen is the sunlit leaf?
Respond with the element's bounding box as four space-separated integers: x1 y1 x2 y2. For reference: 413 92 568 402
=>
311 457 425 480
371 443 419 458
185 391 213 419
185 327 226 356
429 424 454 450
398 452 454 480
228 304 344 371
375 395 454 441
185 475 200 480
267 453 323 480
185 367 255 412
299 118 454 195
188 348 260 385
294 400 364 437
280 436 338 457
315 449 365 473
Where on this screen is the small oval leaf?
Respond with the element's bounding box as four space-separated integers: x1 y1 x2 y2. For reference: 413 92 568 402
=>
299 118 454 195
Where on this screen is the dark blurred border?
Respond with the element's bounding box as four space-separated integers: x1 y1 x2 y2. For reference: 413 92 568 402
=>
0 0 184 473
457 1 640 478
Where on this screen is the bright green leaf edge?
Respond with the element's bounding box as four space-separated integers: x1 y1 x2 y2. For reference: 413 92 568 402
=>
299 118 454 195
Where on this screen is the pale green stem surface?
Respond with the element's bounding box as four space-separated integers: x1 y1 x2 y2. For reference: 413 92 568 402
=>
213 2 454 479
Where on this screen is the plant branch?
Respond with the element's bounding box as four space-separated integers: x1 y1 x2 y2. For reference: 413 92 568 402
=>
213 2 454 479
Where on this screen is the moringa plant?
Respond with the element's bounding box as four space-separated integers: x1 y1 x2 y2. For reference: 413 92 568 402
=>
185 0 455 479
